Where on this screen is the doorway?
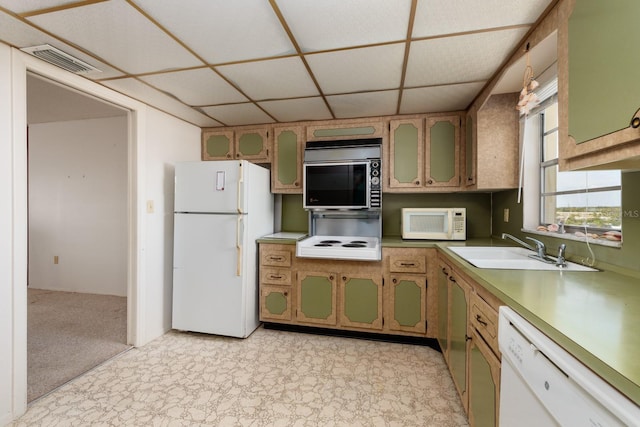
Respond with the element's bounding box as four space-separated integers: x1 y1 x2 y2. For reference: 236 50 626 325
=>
26 73 130 402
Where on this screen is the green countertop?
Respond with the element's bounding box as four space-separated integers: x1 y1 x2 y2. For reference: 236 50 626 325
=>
436 240 640 407
259 235 640 405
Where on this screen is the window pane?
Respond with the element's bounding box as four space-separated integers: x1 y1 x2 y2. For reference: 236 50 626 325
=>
544 191 622 229
556 170 621 192
543 103 558 132
542 131 558 161
543 165 557 193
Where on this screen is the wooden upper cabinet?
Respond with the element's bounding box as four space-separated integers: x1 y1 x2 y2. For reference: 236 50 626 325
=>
425 115 461 188
201 127 271 163
202 129 234 160
389 118 424 189
272 126 303 193
558 0 640 170
465 113 476 187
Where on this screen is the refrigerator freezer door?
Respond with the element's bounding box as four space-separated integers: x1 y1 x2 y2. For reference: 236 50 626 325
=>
174 160 244 213
172 212 248 337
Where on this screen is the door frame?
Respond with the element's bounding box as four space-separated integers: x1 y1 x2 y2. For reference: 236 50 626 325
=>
6 48 147 421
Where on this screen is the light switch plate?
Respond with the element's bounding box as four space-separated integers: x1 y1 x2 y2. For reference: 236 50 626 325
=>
147 200 154 213
504 208 510 222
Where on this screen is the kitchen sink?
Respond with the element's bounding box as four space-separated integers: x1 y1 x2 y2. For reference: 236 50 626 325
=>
448 246 598 271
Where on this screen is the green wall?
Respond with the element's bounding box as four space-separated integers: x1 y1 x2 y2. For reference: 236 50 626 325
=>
281 192 493 238
491 171 640 273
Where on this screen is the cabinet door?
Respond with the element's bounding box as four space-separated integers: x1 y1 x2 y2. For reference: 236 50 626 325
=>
448 270 470 411
260 285 292 321
235 128 270 162
425 116 460 188
468 329 501 427
272 126 303 193
437 261 451 359
339 273 383 330
389 119 424 189
296 271 337 326
388 274 426 334
202 129 234 160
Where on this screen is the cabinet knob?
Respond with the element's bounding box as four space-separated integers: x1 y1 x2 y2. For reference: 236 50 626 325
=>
294 182 299 186
427 179 433 185
392 278 397 284
283 292 288 297
226 154 231 159
415 180 420 185
632 117 640 128
329 275 334 280
342 276 347 281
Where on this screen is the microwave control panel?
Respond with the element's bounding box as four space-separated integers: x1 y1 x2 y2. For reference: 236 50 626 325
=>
369 159 381 209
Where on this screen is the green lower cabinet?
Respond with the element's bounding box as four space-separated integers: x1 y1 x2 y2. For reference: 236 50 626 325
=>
297 272 337 326
449 275 469 410
468 330 500 427
260 285 291 321
388 274 426 334
340 275 383 330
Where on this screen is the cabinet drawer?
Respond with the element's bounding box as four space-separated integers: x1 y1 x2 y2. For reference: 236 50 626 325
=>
261 268 291 286
470 292 499 356
389 255 426 274
261 250 292 267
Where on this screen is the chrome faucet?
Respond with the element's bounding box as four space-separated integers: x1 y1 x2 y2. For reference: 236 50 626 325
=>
501 233 552 263
556 243 567 267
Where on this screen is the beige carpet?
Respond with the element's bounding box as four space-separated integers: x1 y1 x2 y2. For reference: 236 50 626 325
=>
27 288 130 402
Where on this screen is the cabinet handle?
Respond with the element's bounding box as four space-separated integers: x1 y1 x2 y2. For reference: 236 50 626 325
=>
400 262 416 267
269 274 283 280
475 314 487 326
441 267 449 276
448 275 456 283
468 177 473 181
632 117 640 128
268 256 285 262
465 335 472 342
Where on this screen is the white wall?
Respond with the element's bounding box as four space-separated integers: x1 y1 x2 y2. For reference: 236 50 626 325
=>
28 116 128 296
1 43 201 424
143 107 200 339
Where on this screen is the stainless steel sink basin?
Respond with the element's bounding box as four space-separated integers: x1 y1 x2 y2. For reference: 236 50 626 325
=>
448 246 597 271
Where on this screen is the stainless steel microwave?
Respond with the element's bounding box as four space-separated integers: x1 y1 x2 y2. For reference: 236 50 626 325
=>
402 207 466 240
303 160 381 210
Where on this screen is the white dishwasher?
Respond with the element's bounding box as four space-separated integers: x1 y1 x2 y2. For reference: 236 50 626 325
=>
498 306 640 427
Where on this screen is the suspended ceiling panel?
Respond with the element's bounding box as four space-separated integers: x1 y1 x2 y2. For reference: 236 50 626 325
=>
140 68 248 106
277 0 412 52
27 0 202 74
0 0 557 127
134 0 296 64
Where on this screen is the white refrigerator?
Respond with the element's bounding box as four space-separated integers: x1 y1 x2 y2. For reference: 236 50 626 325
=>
172 160 273 338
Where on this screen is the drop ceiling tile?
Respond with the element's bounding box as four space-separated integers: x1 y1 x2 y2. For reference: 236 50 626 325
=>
27 0 202 74
400 82 485 114
258 97 332 122
200 103 275 127
140 68 248 106
0 0 78 14
133 0 295 64
327 91 399 119
218 56 318 101
0 12 124 79
101 78 220 127
405 27 529 87
306 44 405 94
413 0 552 37
277 0 411 52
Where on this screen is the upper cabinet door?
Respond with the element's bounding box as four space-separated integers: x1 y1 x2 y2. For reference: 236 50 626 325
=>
559 0 640 170
235 128 270 162
388 119 424 189
465 114 476 187
272 126 303 193
425 115 461 188
202 129 235 160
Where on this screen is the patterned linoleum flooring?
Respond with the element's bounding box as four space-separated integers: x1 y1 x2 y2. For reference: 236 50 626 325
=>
12 327 468 426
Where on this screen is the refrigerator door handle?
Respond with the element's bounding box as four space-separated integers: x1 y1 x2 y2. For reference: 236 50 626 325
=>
237 162 244 214
236 215 243 276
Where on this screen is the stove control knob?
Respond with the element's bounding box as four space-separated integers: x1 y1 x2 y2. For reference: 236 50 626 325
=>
371 177 380 185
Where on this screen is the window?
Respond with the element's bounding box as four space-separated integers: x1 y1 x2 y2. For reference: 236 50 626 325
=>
538 102 622 232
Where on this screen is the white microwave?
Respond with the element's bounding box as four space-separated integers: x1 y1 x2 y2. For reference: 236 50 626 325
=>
402 208 466 240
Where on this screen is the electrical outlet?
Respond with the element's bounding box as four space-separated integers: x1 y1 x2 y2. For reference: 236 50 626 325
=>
503 208 510 223
146 200 154 213
54 255 59 264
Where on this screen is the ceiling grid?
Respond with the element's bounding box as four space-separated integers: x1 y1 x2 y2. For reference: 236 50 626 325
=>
0 0 557 127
